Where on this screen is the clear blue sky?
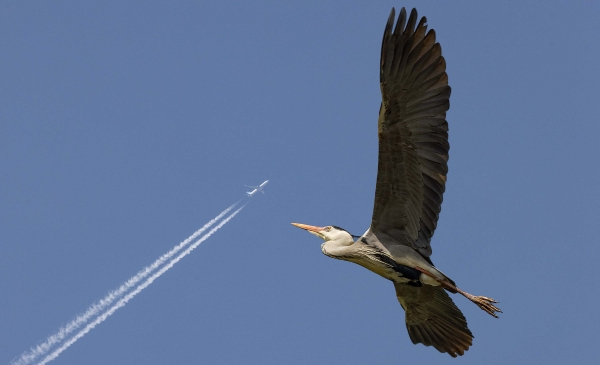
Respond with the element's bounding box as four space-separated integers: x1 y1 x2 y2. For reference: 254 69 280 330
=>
2 1 599 364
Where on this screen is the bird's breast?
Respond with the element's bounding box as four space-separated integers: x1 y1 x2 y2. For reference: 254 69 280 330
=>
349 253 422 285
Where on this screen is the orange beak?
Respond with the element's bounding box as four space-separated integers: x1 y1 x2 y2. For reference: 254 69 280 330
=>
291 223 325 233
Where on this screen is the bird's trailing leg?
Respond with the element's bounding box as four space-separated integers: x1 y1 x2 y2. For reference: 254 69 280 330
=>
448 284 501 318
414 267 502 318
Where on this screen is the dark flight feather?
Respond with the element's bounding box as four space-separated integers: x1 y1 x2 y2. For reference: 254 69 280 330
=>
395 283 473 357
372 7 450 258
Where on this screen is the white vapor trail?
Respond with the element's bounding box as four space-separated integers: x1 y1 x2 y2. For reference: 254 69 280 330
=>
13 201 239 365
37 203 247 365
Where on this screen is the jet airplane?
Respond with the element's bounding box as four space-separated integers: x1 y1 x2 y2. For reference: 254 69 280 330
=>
246 180 269 197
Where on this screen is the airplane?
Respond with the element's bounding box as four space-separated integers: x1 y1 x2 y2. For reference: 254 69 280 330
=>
246 180 269 197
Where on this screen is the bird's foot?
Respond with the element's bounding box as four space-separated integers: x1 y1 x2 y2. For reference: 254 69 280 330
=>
428 275 502 318
464 293 501 318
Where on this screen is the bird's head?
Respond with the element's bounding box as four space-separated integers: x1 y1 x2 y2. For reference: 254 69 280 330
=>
291 223 358 258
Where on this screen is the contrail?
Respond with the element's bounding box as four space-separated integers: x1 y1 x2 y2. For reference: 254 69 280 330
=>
37 203 246 365
12 201 240 365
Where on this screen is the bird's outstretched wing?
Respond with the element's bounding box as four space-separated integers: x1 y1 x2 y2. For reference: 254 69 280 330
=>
394 283 472 357
371 8 450 257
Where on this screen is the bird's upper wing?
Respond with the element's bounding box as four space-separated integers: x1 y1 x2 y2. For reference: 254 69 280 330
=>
394 283 472 357
371 8 450 257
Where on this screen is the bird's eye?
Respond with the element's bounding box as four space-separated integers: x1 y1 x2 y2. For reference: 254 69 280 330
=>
325 226 331 232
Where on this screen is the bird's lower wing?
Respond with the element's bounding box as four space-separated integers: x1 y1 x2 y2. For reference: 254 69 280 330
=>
394 283 472 357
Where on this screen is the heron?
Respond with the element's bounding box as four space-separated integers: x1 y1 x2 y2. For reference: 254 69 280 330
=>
292 7 500 357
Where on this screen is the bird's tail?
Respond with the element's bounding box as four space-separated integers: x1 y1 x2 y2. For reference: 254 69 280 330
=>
394 283 473 357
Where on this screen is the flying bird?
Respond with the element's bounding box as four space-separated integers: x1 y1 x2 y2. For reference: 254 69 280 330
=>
292 8 500 357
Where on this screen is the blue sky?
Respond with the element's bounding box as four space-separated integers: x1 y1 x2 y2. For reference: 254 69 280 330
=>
1 1 599 364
